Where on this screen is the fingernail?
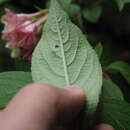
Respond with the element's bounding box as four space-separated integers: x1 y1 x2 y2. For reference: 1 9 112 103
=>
65 85 86 99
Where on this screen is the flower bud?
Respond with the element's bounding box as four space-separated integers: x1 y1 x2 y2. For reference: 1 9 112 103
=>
1 8 48 61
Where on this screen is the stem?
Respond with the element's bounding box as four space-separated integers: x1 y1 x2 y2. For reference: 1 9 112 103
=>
40 9 49 16
23 9 49 19
35 15 48 26
103 68 111 79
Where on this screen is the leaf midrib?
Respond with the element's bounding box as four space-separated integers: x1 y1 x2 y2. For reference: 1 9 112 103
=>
54 9 70 86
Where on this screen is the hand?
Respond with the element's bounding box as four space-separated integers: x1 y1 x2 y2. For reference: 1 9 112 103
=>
0 83 114 130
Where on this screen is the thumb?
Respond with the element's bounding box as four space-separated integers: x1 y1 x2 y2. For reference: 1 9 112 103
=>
0 83 85 130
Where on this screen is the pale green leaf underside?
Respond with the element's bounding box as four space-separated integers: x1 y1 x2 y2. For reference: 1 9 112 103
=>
31 0 102 113
0 71 32 107
58 0 72 10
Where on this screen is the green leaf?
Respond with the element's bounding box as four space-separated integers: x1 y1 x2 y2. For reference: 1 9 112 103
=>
83 5 102 23
46 0 72 12
58 0 72 10
31 0 102 114
68 4 80 18
107 61 130 85
0 71 32 107
115 0 130 11
102 78 124 101
0 0 10 4
101 99 130 130
94 43 103 59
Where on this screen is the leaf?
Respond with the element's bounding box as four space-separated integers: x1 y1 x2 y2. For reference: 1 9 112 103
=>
115 0 124 11
115 0 130 11
107 61 130 85
83 5 102 23
31 0 102 114
46 0 72 10
68 4 80 18
0 0 10 4
102 78 124 101
94 43 103 59
101 76 130 130
101 99 130 130
0 71 32 107
58 0 72 10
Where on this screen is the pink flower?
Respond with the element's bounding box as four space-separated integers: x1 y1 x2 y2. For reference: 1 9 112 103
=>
3 23 39 61
2 8 40 33
1 8 48 61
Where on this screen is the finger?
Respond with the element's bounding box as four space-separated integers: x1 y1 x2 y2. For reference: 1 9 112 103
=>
0 83 85 130
95 124 114 130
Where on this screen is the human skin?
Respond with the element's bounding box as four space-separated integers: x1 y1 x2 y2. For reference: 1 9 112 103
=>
0 83 114 130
